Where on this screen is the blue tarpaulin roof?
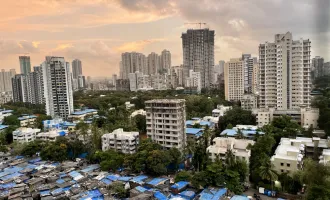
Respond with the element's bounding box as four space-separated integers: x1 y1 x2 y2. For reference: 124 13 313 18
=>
1 172 23 181
170 181 189 190
179 190 196 200
81 164 100 173
100 178 112 185
79 189 103 200
135 186 148 193
186 128 204 135
40 190 50 197
51 188 64 195
131 175 148 184
154 191 168 200
220 129 264 137
58 131 66 136
0 171 10 178
0 182 16 189
56 179 65 184
69 171 82 178
147 178 168 186
4 166 23 173
0 125 8 130
230 195 249 200
18 115 37 120
212 188 227 200
118 176 132 182
107 174 120 181
72 109 97 115
28 157 41 164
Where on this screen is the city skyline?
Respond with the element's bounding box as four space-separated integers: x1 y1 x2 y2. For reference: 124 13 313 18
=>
0 0 329 77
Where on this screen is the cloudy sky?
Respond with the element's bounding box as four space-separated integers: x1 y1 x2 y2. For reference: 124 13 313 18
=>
0 0 329 77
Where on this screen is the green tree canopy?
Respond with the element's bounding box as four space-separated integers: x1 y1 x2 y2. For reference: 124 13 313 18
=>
218 107 256 131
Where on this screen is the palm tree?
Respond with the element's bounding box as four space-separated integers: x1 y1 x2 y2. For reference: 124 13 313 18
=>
236 129 245 139
259 160 278 190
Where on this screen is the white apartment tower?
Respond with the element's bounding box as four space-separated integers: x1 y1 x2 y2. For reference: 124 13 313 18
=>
121 52 147 79
182 28 215 89
224 58 244 101
148 52 160 75
42 57 74 119
160 49 171 72
146 99 186 150
128 71 143 92
242 54 257 93
259 32 311 110
72 59 82 79
0 69 16 92
185 70 201 93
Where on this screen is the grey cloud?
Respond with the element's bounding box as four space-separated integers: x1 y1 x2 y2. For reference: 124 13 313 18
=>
0 40 39 55
115 0 176 14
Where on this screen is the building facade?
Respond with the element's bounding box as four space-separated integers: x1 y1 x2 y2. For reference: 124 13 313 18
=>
241 94 259 110
102 128 139 154
72 59 82 79
259 32 311 110
13 127 41 143
146 99 186 150
182 28 215 89
19 56 31 75
224 58 244 101
0 69 16 92
42 57 74 119
160 49 171 73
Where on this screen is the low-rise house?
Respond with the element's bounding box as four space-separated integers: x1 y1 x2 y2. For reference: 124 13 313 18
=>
102 128 139 154
220 124 264 139
207 137 254 163
212 105 232 117
18 115 37 127
68 109 98 123
0 109 13 124
271 137 330 174
130 109 146 118
13 128 41 143
36 130 67 141
186 118 215 129
186 128 204 142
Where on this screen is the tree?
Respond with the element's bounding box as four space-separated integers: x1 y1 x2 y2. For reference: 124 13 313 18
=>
259 160 278 190
35 115 52 129
146 150 172 175
40 142 68 162
168 147 182 171
90 125 103 151
3 126 17 144
110 182 128 198
21 140 45 157
76 121 89 141
218 107 256 131
2 115 20 126
134 114 146 133
175 171 192 182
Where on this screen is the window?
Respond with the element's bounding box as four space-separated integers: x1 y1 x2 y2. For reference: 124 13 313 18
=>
281 163 284 166
281 169 284 173
287 163 290 167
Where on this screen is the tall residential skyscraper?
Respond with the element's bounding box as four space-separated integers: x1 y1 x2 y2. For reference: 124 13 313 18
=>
19 56 31 75
147 52 160 75
42 57 74 118
242 54 257 93
72 59 82 79
146 99 186 150
224 58 244 101
121 52 147 79
12 74 28 102
182 28 215 88
218 60 225 74
311 56 324 80
0 69 16 92
160 49 171 73
259 32 311 110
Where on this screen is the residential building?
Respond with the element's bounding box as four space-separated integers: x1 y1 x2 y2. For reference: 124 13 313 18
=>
311 56 324 80
242 54 257 93
0 69 16 92
182 28 215 89
259 32 311 109
207 137 254 163
160 49 171 73
128 71 143 92
42 57 74 119
255 106 319 128
252 63 259 94
0 92 13 104
212 105 232 117
185 70 201 93
68 109 98 123
78 75 86 89
116 79 130 91
36 130 67 141
112 74 117 87
324 62 330 76
12 74 28 102
19 56 31 75
218 60 225 74
0 109 13 124
102 128 139 154
186 128 204 142
271 137 330 174
241 94 258 110
130 109 146 118
147 52 160 75
224 58 244 101
18 115 37 127
319 149 330 165
220 125 265 139
137 75 152 90
72 59 82 79
121 52 147 79
12 127 41 143
146 99 186 150
185 118 215 129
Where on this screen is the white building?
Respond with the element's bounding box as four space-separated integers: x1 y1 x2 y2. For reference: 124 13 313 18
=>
212 105 232 117
242 54 257 93
13 128 41 143
146 99 186 150
120 52 147 79
128 71 143 92
72 59 82 79
0 92 13 105
42 57 74 119
125 102 135 110
207 137 254 163
224 58 244 101
102 128 139 154
36 130 67 141
0 109 13 124
0 69 16 93
256 106 319 128
185 70 201 93
182 28 215 89
259 32 311 110
160 49 171 72
148 52 160 75
130 109 146 118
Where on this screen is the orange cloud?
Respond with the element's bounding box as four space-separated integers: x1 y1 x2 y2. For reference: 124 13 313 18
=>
115 39 164 52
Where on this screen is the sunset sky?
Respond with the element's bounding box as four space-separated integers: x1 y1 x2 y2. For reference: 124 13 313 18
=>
0 0 329 77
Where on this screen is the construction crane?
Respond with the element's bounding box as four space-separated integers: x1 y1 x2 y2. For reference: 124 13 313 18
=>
184 22 207 29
